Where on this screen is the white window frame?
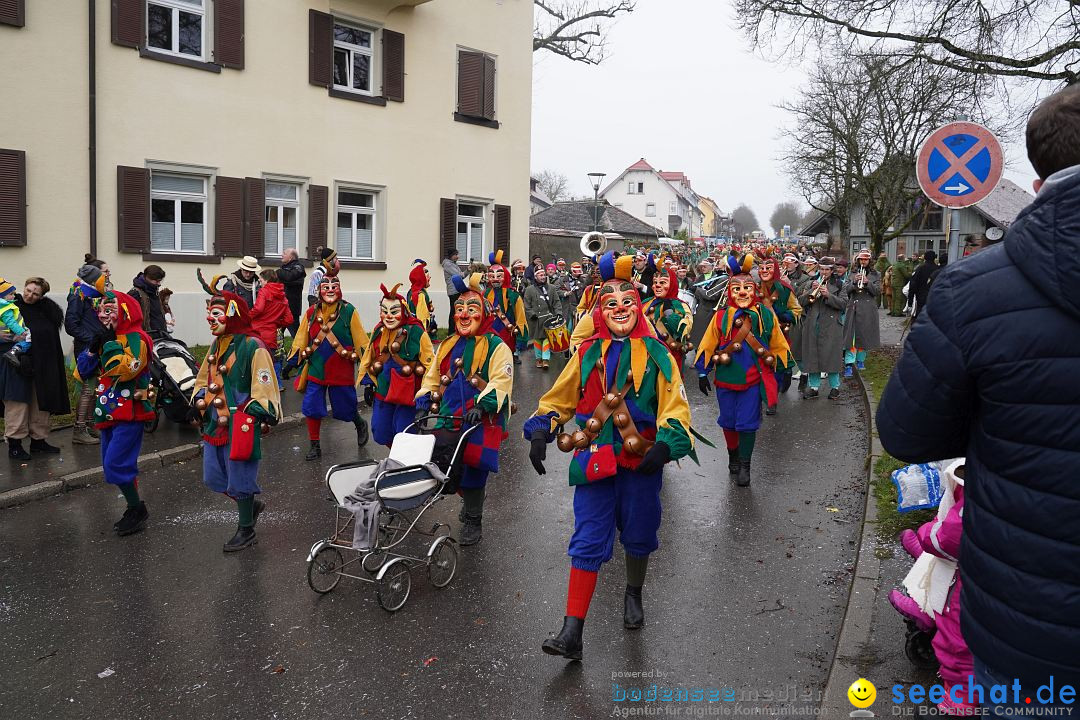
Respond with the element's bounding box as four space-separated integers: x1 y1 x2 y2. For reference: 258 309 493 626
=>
150 171 209 255
628 181 636 194
146 0 207 61
645 203 656 217
263 180 303 258
455 198 490 264
334 183 383 261
669 201 678 215
332 19 379 97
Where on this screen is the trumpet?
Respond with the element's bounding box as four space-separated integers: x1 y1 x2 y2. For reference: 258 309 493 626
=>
808 278 825 303
857 270 866 291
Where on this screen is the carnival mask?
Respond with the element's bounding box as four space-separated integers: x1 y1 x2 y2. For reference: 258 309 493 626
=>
652 273 671 298
206 303 229 336
759 261 776 283
454 292 485 337
95 298 119 329
600 281 638 337
488 267 504 288
728 277 758 309
319 277 341 304
380 297 404 331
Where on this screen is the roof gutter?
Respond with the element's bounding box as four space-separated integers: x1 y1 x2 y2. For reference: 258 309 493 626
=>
88 0 97 258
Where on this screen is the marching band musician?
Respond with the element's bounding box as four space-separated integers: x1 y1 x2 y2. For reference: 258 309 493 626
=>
842 249 882 377
796 257 846 400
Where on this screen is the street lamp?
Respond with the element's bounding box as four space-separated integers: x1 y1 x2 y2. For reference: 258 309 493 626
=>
587 172 606 232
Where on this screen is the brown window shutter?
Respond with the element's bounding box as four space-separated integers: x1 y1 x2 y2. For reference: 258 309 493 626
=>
214 176 244 257
242 177 265 257
111 0 143 49
381 30 405 102
440 198 457 260
308 185 328 259
482 54 496 120
457 50 484 118
0 149 27 247
116 166 150 253
494 204 510 259
215 0 244 70
309 9 333 88
0 0 25 28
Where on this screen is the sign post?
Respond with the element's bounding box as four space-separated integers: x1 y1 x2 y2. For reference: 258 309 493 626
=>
916 121 1004 263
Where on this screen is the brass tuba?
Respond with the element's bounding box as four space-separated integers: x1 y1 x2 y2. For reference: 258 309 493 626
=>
580 231 607 259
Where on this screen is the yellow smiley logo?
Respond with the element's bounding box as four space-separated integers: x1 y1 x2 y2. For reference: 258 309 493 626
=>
847 678 876 709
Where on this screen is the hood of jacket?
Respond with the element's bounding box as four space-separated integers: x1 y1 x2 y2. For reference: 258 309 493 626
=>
1006 164 1080 321
259 282 285 303
132 273 159 296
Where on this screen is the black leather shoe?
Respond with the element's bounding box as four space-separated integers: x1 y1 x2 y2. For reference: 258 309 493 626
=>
305 441 322 461
828 388 840 400
736 459 752 487
223 525 257 552
115 501 149 536
727 448 740 476
803 388 819 400
624 585 644 630
354 417 369 447
7 439 31 461
765 406 777 416
542 616 584 660
459 516 483 546
30 439 61 454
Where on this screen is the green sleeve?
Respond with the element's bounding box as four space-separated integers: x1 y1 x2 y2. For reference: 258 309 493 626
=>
657 418 694 462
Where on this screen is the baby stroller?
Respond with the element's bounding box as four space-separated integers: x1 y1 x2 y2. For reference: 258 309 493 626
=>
305 416 478 612
145 337 200 433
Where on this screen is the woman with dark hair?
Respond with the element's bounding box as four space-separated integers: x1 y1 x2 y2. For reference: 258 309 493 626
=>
2 278 71 459
65 255 111 445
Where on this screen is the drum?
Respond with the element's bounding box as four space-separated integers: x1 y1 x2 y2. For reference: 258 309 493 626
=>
544 316 570 352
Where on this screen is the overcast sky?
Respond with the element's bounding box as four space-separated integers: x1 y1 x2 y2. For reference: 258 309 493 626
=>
530 0 1039 235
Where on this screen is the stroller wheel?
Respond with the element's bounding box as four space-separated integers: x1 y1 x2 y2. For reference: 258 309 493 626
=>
307 546 344 594
362 509 406 573
143 409 161 434
376 559 412 612
904 628 938 669
427 536 458 589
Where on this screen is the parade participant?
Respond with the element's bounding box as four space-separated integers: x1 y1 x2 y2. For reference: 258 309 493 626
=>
357 284 435 447
565 262 586 333
781 253 802 286
524 265 563 370
889 253 913 316
191 276 282 551
484 251 527 366
874 252 892 309
796 257 846 399
415 272 514 546
756 256 802 410
689 259 727 349
696 255 791 486
288 259 371 461
632 252 656 299
74 290 155 536
793 256 818 392
568 265 604 353
405 259 437 340
510 260 528 296
526 251 695 659
835 257 850 284
641 259 694 373
842 249 881 377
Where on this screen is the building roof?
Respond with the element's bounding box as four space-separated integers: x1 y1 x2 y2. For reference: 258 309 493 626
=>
659 171 690 188
627 158 654 172
973 177 1033 228
530 200 665 238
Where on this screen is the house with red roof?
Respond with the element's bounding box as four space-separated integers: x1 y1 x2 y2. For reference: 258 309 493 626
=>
599 158 705 237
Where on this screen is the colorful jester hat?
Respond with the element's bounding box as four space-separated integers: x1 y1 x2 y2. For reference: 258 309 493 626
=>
487 249 512 285
725 253 761 310
592 251 653 341
407 259 429 305
451 272 496 336
378 283 423 331
197 268 254 336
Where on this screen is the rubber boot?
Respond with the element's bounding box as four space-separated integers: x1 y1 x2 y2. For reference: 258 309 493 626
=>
223 525 257 552
623 585 644 630
460 515 482 546
7 438 31 460
541 616 584 660
305 440 322 461
735 458 752 487
765 405 777 416
727 447 740 476
115 501 149 536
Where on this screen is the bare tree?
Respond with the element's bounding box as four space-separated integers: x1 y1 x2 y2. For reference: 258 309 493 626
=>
732 204 762 238
534 1 636 65
535 169 571 203
736 0 1079 84
769 201 804 236
780 53 1005 256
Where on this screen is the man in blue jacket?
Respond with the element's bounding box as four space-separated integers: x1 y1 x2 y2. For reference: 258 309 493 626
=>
877 85 1080 704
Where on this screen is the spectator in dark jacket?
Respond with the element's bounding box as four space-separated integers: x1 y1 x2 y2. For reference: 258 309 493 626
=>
906 250 937 318
876 84 1080 699
129 264 169 338
276 248 306 337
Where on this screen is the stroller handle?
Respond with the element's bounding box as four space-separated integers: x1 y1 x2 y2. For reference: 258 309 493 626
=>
401 415 483 476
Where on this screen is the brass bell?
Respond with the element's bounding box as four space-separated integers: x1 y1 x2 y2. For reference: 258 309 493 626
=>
338 347 349 357
372 361 384 373
510 402 518 415
469 376 481 388
731 342 743 353
454 358 464 369
684 341 694 351
216 416 229 427
208 383 221 394
711 353 721 365
329 339 339 349
430 402 440 413
734 318 743 328
218 364 227 374
613 411 631 429
764 354 776 367
623 435 644 455
585 417 603 434
195 398 207 411
719 352 732 365
390 341 401 353
328 314 338 323
207 354 216 363
755 346 765 356
667 339 680 351
572 430 590 449
440 374 451 386
430 391 441 402
349 352 359 362
604 392 621 408
213 397 225 409
556 433 576 453
400 364 414 377
415 364 425 375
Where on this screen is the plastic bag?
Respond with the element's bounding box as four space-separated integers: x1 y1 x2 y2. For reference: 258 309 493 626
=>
891 461 955 512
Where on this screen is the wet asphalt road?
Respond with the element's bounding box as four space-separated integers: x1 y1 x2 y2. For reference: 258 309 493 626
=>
0 356 868 720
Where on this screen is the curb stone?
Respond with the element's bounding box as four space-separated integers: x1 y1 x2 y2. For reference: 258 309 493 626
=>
0 412 303 510
820 370 884 717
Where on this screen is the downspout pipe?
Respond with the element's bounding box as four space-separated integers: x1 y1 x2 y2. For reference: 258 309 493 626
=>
88 0 97 258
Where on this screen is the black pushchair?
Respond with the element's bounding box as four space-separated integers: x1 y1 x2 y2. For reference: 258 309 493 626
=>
144 337 200 433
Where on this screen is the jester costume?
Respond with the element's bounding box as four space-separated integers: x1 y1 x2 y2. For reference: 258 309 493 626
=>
756 255 803 408
357 284 436 447
526 251 695 661
289 261 371 460
695 254 792 487
74 291 155 536
192 277 283 552
640 259 694 373
483 250 527 363
416 272 514 546
406 259 437 339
